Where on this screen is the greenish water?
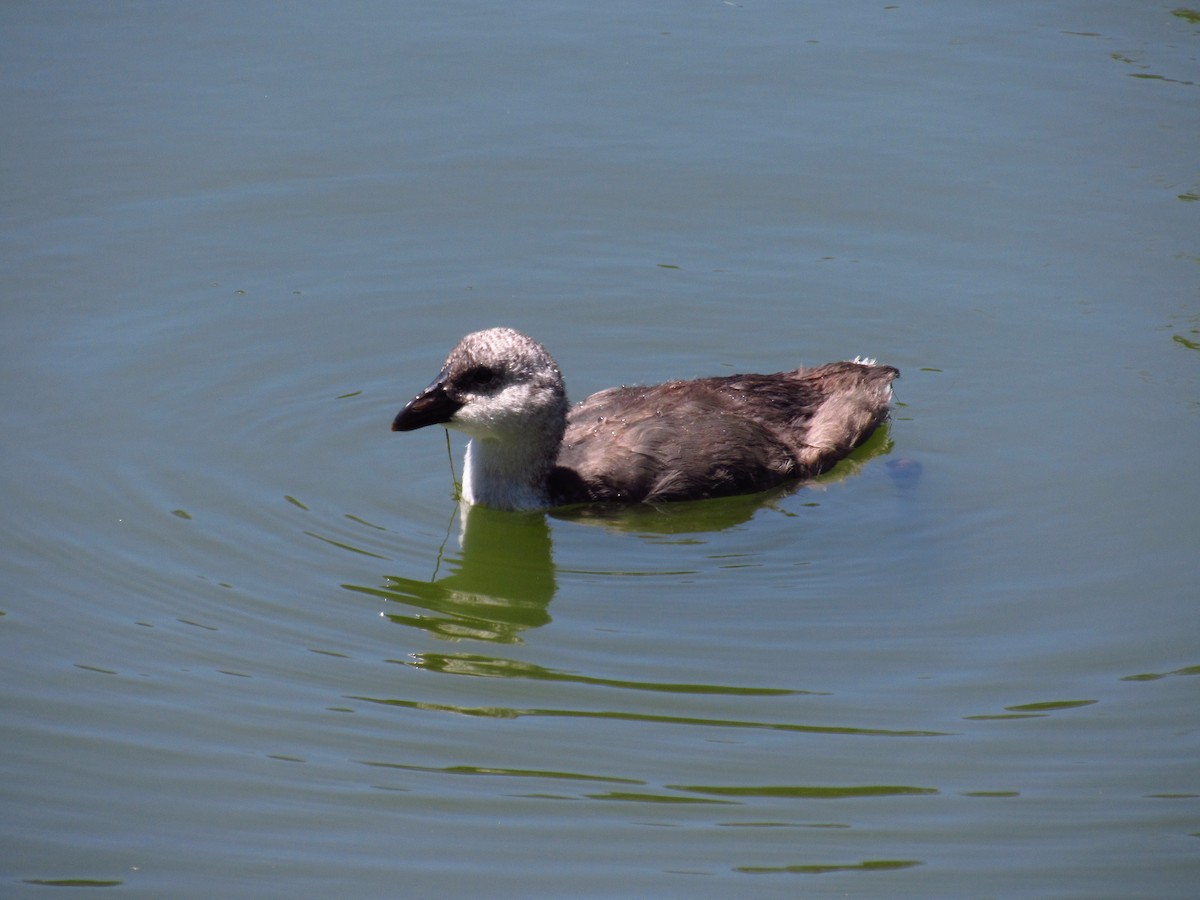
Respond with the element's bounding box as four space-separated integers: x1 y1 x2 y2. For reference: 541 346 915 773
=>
3 1 1198 897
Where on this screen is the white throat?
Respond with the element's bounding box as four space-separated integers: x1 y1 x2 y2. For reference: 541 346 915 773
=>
461 437 553 511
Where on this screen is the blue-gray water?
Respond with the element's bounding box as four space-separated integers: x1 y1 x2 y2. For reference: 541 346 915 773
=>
3 2 1198 897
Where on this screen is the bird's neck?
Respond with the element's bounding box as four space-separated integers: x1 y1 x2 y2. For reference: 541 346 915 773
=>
461 432 559 511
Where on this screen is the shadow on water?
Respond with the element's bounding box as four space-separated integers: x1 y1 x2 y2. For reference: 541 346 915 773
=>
342 424 909 644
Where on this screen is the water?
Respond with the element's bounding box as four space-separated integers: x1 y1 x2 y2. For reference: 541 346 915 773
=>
3 1 1198 896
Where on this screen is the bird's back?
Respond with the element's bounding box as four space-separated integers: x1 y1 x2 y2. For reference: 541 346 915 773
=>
549 361 898 505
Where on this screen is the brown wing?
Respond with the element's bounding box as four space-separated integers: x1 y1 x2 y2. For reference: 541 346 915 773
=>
549 363 897 505
551 383 793 503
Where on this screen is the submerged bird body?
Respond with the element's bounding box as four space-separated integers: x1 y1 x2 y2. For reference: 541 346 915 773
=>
392 327 898 511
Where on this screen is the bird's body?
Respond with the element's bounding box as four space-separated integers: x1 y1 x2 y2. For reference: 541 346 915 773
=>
392 327 898 511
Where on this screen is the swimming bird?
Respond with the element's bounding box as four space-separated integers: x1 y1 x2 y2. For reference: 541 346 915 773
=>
392 327 899 511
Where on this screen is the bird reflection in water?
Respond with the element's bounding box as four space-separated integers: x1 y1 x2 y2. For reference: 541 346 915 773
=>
343 422 902 645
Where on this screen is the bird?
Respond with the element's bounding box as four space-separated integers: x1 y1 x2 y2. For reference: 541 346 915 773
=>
392 327 899 511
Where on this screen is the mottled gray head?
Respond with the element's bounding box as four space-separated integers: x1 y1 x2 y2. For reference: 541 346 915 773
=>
392 327 568 441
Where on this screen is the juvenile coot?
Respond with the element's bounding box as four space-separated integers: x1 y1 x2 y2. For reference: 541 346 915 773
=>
392 327 898 511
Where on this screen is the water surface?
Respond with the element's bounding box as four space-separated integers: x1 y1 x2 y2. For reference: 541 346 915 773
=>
3 2 1198 897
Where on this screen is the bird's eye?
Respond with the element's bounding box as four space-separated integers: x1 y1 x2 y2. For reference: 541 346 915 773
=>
460 365 499 391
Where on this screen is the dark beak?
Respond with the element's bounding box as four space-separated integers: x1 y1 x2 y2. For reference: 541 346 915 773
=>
391 373 462 432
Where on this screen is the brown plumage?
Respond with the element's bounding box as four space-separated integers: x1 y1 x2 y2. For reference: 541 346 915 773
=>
392 328 898 511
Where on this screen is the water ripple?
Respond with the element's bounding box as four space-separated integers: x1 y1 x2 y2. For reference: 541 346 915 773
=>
348 696 951 737
669 784 939 799
736 859 923 875
401 652 818 696
359 759 643 786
